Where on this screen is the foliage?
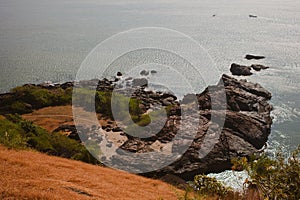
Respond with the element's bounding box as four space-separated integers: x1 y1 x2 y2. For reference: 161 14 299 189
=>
134 114 151 126
10 101 30 114
232 146 300 200
0 114 99 164
0 85 72 114
176 186 205 200
73 88 143 120
177 176 241 200
0 116 27 149
192 175 231 199
123 108 168 137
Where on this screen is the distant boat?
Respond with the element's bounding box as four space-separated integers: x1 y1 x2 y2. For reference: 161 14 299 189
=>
249 14 258 18
212 14 216 17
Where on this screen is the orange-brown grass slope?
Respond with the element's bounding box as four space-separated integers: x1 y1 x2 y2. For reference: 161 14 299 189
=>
22 106 114 133
22 106 74 132
0 145 181 200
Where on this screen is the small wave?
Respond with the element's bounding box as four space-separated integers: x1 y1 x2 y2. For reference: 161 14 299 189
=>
271 104 300 124
208 170 248 191
265 130 291 158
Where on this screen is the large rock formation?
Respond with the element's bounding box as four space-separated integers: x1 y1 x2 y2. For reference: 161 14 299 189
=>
98 74 273 180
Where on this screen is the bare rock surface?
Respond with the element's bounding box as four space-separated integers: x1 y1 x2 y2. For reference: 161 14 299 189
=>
104 74 273 180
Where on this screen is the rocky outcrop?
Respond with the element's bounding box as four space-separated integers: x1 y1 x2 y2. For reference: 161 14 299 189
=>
230 63 253 76
132 78 148 87
230 63 269 76
107 74 272 180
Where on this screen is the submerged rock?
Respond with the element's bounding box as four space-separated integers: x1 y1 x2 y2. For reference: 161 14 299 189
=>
245 54 265 60
150 70 157 74
140 70 149 76
251 64 269 71
249 14 257 18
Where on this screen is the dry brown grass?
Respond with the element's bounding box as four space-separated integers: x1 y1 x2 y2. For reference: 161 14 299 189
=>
22 106 74 132
0 145 182 200
22 106 114 133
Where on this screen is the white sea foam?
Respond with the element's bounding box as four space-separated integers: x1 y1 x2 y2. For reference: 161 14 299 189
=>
271 104 300 124
208 170 249 191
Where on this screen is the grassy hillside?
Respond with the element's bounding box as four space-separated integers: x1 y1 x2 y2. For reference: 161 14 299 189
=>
0 145 182 200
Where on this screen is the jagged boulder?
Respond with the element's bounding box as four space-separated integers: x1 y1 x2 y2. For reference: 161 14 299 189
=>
109 74 272 180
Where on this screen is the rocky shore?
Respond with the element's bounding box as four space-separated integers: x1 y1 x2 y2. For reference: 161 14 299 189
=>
0 71 273 181
98 74 273 180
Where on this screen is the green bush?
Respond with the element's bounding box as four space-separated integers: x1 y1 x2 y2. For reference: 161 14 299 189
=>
0 118 27 149
74 88 143 120
192 174 231 198
134 114 151 126
96 91 114 118
10 101 31 114
0 115 99 165
0 85 72 114
232 146 300 200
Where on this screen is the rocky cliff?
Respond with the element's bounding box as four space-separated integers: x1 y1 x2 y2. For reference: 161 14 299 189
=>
0 73 273 181
91 74 273 180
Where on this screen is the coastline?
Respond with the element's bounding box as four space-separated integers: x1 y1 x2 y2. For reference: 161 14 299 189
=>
0 72 273 181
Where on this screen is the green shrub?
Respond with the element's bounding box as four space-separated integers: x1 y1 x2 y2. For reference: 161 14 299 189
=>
109 92 143 120
0 85 73 114
0 114 100 165
0 118 27 149
232 146 300 200
96 91 114 118
135 114 151 126
74 88 143 120
192 174 231 198
10 101 31 114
